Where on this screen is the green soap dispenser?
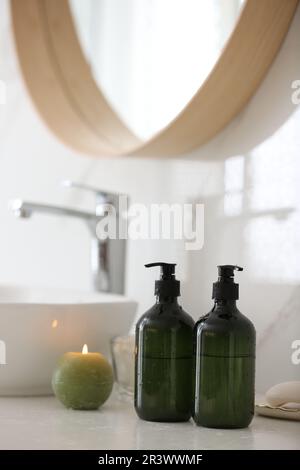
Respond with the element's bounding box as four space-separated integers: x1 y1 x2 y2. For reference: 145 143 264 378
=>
193 265 256 429
134 262 195 422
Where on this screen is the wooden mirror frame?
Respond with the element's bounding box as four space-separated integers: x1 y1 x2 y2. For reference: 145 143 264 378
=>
11 0 299 157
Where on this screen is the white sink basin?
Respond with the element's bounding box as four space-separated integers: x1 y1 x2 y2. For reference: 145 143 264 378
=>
0 286 137 396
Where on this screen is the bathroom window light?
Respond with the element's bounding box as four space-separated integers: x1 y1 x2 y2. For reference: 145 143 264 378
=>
243 112 300 283
224 192 243 217
224 155 245 217
244 213 300 284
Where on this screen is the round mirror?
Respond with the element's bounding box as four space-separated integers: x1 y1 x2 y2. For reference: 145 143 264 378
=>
11 0 299 157
69 0 244 140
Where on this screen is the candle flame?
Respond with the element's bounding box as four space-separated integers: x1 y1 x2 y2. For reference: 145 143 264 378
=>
82 344 88 354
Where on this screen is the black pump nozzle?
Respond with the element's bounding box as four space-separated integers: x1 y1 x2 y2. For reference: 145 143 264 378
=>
145 262 176 279
213 265 243 300
145 262 180 297
217 265 243 280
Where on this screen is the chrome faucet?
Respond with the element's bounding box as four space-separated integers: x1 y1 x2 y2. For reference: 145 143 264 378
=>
10 181 126 295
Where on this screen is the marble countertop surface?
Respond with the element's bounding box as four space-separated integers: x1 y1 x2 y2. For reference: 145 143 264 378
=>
0 395 299 450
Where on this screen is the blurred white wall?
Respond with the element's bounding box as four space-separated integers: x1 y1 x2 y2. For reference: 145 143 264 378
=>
0 0 299 391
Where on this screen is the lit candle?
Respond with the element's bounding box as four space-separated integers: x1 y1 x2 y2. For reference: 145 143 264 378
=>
52 344 114 410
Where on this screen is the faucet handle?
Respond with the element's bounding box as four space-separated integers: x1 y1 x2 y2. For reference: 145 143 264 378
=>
62 180 106 196
61 180 121 214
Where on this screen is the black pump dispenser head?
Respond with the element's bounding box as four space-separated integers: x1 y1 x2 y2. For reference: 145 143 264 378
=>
145 262 180 297
212 265 243 300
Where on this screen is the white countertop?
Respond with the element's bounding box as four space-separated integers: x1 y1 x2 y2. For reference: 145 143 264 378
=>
0 394 298 450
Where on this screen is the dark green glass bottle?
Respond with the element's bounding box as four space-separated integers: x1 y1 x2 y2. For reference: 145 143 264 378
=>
193 265 255 429
135 263 195 422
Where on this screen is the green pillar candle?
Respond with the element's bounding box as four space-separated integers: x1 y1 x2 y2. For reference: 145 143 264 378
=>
52 345 114 410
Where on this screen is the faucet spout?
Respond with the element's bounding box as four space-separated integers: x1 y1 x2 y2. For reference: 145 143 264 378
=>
10 199 98 224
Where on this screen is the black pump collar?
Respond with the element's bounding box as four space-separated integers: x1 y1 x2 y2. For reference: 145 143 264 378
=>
213 265 243 300
145 262 180 297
